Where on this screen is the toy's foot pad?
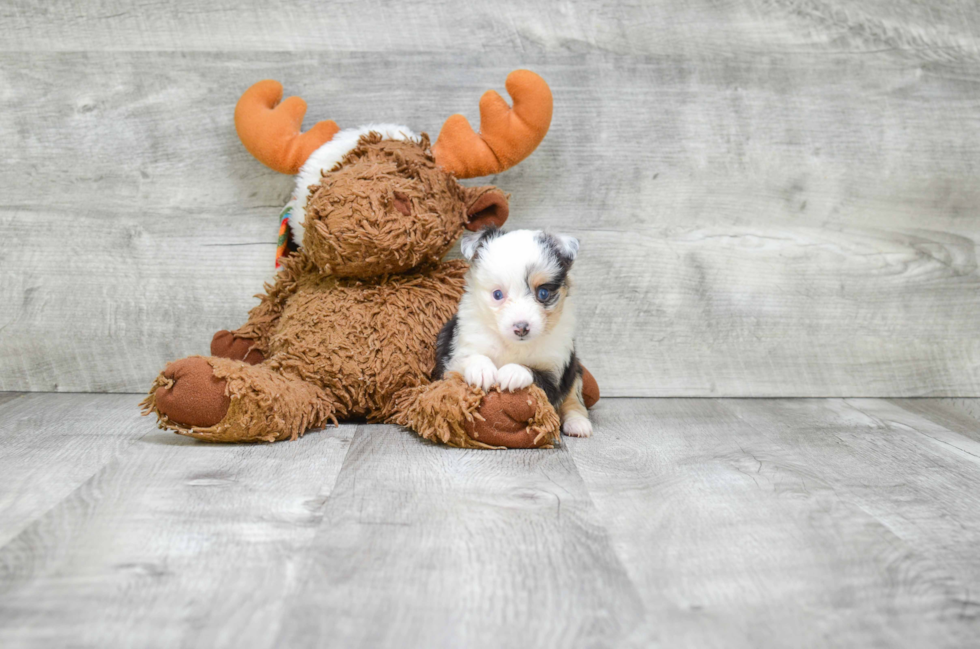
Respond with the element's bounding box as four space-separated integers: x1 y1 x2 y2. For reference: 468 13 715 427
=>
466 389 550 449
154 357 230 428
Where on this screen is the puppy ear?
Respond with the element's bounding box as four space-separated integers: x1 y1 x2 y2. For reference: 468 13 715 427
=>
555 233 580 261
464 186 509 231
460 226 501 261
460 230 483 261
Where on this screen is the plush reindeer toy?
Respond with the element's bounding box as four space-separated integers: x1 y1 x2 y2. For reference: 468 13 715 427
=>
142 70 599 449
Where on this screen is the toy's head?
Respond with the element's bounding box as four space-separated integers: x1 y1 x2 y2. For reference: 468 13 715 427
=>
234 71 552 278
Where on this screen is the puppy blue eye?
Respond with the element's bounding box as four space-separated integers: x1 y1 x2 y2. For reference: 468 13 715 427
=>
536 287 551 301
492 290 504 301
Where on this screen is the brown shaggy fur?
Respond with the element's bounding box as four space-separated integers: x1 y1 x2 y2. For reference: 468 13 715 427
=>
392 375 560 449
142 135 566 448
304 134 468 277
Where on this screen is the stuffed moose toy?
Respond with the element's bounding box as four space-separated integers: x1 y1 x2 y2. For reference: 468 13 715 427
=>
142 69 598 449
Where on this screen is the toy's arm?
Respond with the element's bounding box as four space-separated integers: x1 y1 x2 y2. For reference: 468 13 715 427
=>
210 265 301 364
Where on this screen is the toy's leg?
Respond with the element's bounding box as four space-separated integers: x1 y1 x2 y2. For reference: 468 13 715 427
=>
393 373 560 449
580 365 600 409
211 330 265 365
141 356 337 442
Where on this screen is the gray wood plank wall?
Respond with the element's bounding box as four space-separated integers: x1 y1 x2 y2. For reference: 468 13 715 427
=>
1 1 979 396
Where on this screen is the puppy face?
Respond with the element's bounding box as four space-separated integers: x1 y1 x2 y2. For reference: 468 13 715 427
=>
461 228 579 343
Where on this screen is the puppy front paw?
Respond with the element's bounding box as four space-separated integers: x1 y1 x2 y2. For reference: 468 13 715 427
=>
562 416 593 438
464 355 498 391
497 364 534 392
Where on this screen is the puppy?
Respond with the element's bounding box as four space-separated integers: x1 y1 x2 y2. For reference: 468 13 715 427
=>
433 227 592 437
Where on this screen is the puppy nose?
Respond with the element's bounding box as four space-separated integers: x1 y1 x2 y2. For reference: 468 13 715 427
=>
513 321 530 338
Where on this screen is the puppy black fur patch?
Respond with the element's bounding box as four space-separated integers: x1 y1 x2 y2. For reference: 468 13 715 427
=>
535 232 575 288
531 352 581 408
432 314 457 380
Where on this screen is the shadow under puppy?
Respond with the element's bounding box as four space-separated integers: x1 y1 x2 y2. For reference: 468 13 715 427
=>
434 227 592 437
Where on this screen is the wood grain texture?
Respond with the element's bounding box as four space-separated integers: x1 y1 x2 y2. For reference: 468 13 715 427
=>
0 393 24 408
276 424 644 648
3 0 978 59
733 399 980 587
0 207 276 392
890 398 980 445
4 395 980 646
0 395 356 647
2 3 980 395
0 394 143 547
568 398 980 647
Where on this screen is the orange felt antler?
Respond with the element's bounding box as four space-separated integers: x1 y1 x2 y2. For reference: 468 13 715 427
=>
432 70 553 179
234 80 340 175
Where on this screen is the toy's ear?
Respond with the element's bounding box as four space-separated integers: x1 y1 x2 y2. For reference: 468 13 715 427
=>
464 186 510 231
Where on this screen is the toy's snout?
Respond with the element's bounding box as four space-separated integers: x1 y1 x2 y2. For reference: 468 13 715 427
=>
301 137 474 278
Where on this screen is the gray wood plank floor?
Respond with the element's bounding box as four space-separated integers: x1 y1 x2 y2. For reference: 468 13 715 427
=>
2 394 979 647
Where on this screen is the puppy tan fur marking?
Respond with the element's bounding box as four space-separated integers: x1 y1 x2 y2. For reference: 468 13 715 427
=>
559 374 592 437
